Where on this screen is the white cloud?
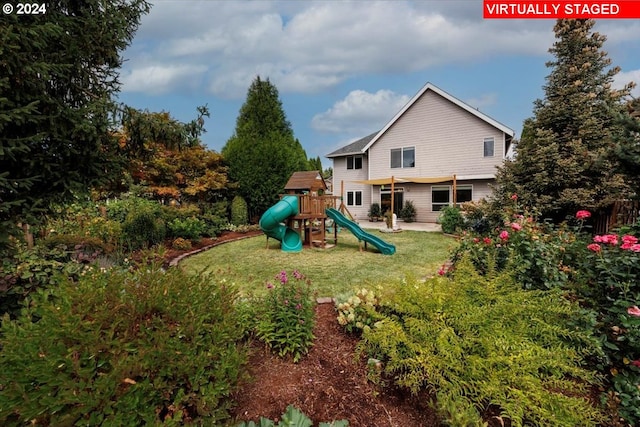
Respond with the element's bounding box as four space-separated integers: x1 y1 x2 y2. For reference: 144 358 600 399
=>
312 89 410 134
120 1 640 98
613 69 640 98
121 65 207 94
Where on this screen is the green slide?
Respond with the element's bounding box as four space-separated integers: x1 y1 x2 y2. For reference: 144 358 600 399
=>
259 195 303 252
325 208 396 255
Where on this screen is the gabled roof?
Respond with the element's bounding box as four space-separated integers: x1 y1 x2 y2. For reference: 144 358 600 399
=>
284 171 327 191
327 82 515 158
326 131 378 158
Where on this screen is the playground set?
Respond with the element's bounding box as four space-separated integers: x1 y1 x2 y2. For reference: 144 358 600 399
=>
259 171 395 255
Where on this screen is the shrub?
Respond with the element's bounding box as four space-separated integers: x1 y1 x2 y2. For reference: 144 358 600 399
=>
167 217 206 241
254 270 316 362
171 237 192 250
231 195 249 226
121 208 166 250
399 200 417 222
438 205 464 234
368 203 382 220
0 260 247 425
339 259 603 426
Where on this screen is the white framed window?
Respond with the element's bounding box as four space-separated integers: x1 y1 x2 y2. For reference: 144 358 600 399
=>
455 185 473 205
483 137 495 157
432 185 450 211
347 191 362 206
346 155 362 170
390 147 415 168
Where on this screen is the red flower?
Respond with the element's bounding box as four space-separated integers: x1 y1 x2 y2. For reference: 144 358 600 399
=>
587 243 601 252
499 230 509 240
631 360 640 368
483 237 492 245
628 306 640 317
575 210 591 220
510 194 518 201
622 235 638 245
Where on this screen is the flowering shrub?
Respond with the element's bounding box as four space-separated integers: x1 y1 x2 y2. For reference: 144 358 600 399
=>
335 288 382 333
255 270 316 362
574 230 640 424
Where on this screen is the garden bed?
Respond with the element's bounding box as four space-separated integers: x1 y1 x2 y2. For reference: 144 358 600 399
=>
230 302 441 426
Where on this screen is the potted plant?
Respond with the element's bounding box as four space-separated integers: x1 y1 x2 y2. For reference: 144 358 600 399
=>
368 203 382 221
399 200 417 223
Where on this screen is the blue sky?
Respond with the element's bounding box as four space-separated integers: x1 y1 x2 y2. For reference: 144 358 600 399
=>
117 0 640 168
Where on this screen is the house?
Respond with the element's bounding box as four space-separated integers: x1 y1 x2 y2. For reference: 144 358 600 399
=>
326 82 515 223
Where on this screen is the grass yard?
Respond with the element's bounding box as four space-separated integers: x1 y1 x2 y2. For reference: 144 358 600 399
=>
180 229 455 298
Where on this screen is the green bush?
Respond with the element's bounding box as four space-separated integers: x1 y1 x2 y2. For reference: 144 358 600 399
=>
106 196 163 223
340 259 603 426
231 195 249 226
399 200 416 223
368 203 382 220
438 205 464 234
0 261 247 425
122 208 166 250
167 217 206 241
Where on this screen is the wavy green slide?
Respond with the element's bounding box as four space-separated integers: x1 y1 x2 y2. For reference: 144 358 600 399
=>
325 208 396 255
259 195 303 252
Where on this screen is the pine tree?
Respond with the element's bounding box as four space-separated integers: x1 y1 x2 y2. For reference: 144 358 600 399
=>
222 76 309 219
0 0 151 244
494 19 634 222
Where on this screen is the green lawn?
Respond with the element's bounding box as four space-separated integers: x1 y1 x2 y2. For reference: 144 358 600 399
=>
180 229 456 298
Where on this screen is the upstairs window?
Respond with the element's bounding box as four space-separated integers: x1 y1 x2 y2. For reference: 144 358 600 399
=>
483 137 495 157
347 155 362 170
391 147 415 168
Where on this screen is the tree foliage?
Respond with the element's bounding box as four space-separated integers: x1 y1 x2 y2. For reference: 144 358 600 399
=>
0 0 151 242
494 19 635 221
222 76 309 218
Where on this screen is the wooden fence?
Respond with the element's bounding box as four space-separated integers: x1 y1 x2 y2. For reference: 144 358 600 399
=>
593 200 640 235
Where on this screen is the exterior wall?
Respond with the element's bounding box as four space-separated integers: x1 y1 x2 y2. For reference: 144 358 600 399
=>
331 155 371 221
368 179 494 223
368 90 506 180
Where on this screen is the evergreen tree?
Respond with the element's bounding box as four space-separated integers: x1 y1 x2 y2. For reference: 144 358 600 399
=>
494 19 634 222
308 156 323 173
612 98 640 195
222 76 308 218
0 0 151 242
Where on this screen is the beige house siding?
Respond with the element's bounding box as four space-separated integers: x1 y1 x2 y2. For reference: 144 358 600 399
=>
331 155 370 220
368 90 505 180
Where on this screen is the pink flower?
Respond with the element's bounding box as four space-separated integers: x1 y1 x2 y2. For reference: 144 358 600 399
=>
499 230 509 240
276 271 288 284
483 237 492 245
587 243 601 252
629 244 640 252
266 282 274 289
295 303 302 310
628 306 640 317
510 194 518 201
593 235 603 243
594 234 619 245
473 237 480 243
510 222 522 231
576 210 591 220
622 235 639 245
292 269 304 280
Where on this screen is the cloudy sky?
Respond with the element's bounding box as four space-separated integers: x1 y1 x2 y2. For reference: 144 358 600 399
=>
117 0 640 165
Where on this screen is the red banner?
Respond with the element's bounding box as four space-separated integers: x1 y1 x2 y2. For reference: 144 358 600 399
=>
483 1 640 18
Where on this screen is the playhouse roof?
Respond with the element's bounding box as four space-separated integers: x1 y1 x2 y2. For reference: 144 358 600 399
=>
284 171 327 191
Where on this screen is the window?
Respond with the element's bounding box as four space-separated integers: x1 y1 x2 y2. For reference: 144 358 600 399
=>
431 186 450 211
483 137 494 157
347 191 362 206
346 155 362 170
390 147 415 168
455 185 473 205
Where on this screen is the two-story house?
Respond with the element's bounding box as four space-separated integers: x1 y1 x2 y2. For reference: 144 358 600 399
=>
326 82 515 223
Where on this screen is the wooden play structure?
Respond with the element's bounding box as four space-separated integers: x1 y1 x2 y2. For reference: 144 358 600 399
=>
281 171 340 248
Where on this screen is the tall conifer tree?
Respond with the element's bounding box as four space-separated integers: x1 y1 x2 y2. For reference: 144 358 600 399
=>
222 76 309 218
494 19 634 221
